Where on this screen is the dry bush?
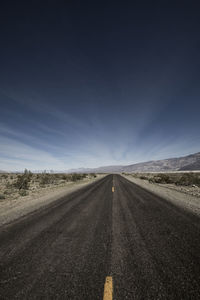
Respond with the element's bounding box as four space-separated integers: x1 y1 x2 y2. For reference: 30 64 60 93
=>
61 174 72 181
175 173 200 186
148 174 172 184
39 173 56 186
148 172 200 186
14 169 33 190
19 189 28 196
90 173 96 178
71 173 83 182
139 175 148 180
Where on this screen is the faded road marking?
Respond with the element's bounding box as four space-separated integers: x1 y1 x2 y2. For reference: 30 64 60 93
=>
112 187 114 192
103 276 113 300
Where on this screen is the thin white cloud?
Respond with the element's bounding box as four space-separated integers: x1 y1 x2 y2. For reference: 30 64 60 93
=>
0 136 65 171
0 88 199 171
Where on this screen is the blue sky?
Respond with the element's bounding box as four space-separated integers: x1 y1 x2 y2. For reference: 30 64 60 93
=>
0 1 200 171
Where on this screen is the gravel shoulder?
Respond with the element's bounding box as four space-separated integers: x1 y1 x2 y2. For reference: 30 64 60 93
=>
122 174 200 217
0 175 105 226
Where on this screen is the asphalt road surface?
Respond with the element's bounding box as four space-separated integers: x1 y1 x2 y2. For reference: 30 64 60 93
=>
0 174 200 299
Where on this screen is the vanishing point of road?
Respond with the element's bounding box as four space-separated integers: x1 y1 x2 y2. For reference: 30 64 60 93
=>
0 175 200 299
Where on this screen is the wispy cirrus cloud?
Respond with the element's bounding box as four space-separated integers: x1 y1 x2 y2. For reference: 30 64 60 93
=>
0 136 65 171
0 85 200 171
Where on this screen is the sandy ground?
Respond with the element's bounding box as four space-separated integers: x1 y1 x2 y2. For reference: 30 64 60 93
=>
122 174 200 217
0 175 105 226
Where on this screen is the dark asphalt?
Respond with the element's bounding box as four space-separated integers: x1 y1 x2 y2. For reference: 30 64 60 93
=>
0 174 200 299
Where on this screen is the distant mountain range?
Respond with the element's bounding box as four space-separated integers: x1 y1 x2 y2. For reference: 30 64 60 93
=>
67 152 200 173
1 152 200 174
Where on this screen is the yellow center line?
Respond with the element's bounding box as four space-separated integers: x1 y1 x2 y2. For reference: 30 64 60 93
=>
112 186 114 192
103 276 113 300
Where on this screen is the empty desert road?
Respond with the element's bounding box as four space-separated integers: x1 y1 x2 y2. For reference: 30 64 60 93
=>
0 175 200 299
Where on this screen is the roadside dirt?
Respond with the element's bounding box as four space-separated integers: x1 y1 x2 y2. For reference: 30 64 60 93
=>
0 174 105 226
122 174 200 217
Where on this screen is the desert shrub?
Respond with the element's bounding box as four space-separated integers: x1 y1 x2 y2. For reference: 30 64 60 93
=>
175 174 189 186
39 173 56 186
19 189 28 196
3 190 12 195
148 172 200 186
53 174 60 180
175 173 200 186
71 173 82 182
2 174 8 179
150 176 161 183
0 194 5 199
61 174 72 181
160 174 172 183
90 173 97 178
6 182 12 188
131 173 138 178
148 178 154 183
70 173 87 182
24 169 33 178
61 174 68 180
14 169 32 190
140 175 148 180
15 176 29 190
149 174 172 184
192 174 200 186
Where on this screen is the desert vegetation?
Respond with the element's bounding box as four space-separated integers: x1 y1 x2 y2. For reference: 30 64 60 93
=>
123 172 200 197
0 170 97 201
132 172 200 186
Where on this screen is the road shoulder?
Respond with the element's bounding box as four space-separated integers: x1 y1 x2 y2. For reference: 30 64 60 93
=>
0 175 105 226
122 174 200 217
